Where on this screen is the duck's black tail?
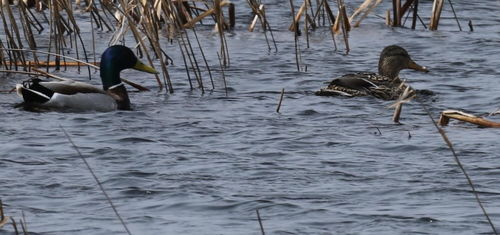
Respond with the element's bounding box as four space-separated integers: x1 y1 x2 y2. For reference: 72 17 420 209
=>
17 78 54 103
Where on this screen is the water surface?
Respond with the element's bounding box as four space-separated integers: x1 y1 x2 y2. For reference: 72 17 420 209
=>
1 0 500 234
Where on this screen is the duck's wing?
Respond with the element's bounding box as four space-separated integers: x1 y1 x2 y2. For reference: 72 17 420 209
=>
39 80 105 95
327 72 379 91
316 73 380 97
16 78 105 104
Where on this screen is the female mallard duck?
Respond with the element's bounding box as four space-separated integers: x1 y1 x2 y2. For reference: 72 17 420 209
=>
316 45 429 100
16 45 158 111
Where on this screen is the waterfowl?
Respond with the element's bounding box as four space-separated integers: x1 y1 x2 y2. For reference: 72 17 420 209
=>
16 45 158 111
316 45 429 100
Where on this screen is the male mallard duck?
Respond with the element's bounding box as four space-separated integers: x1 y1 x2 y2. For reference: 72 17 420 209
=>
316 45 429 100
16 45 158 111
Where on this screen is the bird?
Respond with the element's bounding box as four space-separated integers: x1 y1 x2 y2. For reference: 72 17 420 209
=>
16 45 158 112
316 45 429 100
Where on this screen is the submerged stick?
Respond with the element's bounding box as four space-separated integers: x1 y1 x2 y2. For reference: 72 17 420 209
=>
256 209 265 235
59 125 132 235
419 101 498 234
447 0 462 31
276 88 285 113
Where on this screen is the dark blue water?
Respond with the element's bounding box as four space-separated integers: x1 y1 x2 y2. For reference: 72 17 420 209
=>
1 0 500 234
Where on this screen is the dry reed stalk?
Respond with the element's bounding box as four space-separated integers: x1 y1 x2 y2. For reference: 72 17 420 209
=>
304 0 311 48
216 52 228 96
447 0 462 31
335 0 350 54
0 200 10 228
182 1 231 28
289 1 306 32
392 0 401 26
10 217 18 234
192 28 215 89
20 211 28 235
350 0 382 28
248 4 264 32
429 0 444 30
60 125 133 235
117 0 164 90
439 110 500 128
228 3 235 28
4 61 99 67
389 86 414 123
350 0 373 21
256 209 265 235
385 9 391 25
392 103 403 123
18 0 37 50
411 0 418 29
289 0 302 71
419 101 498 234
140 0 174 91
0 2 27 69
214 0 230 67
247 0 277 51
321 0 337 51
276 88 285 113
164 0 214 91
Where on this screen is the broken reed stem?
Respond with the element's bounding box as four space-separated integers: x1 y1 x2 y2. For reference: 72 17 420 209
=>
336 0 350 54
59 125 133 235
392 103 403 123
439 110 500 128
418 101 498 235
447 0 462 31
289 0 301 71
10 217 18 234
256 209 266 235
217 52 228 96
429 0 444 30
192 28 215 90
248 4 264 32
411 0 419 29
20 212 28 235
392 0 401 26
276 88 285 113
351 0 382 28
0 199 4 221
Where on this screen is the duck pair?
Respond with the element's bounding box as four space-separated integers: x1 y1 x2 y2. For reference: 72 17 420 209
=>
16 45 428 111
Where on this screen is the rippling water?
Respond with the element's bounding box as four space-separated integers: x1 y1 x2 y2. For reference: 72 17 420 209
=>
1 0 500 234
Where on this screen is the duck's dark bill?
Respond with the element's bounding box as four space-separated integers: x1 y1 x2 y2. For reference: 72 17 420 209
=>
408 60 429 72
133 61 159 74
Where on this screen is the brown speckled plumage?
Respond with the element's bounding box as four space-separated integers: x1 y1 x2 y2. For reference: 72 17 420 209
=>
316 45 428 100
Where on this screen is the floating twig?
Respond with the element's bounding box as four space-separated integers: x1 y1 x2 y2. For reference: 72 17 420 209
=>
60 125 133 235
256 209 265 235
439 110 500 128
276 88 285 113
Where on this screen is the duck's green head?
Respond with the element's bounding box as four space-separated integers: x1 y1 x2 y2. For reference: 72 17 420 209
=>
378 45 428 79
100 45 159 90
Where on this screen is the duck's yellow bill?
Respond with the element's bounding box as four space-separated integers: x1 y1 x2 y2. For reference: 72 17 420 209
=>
408 60 429 73
133 60 160 74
